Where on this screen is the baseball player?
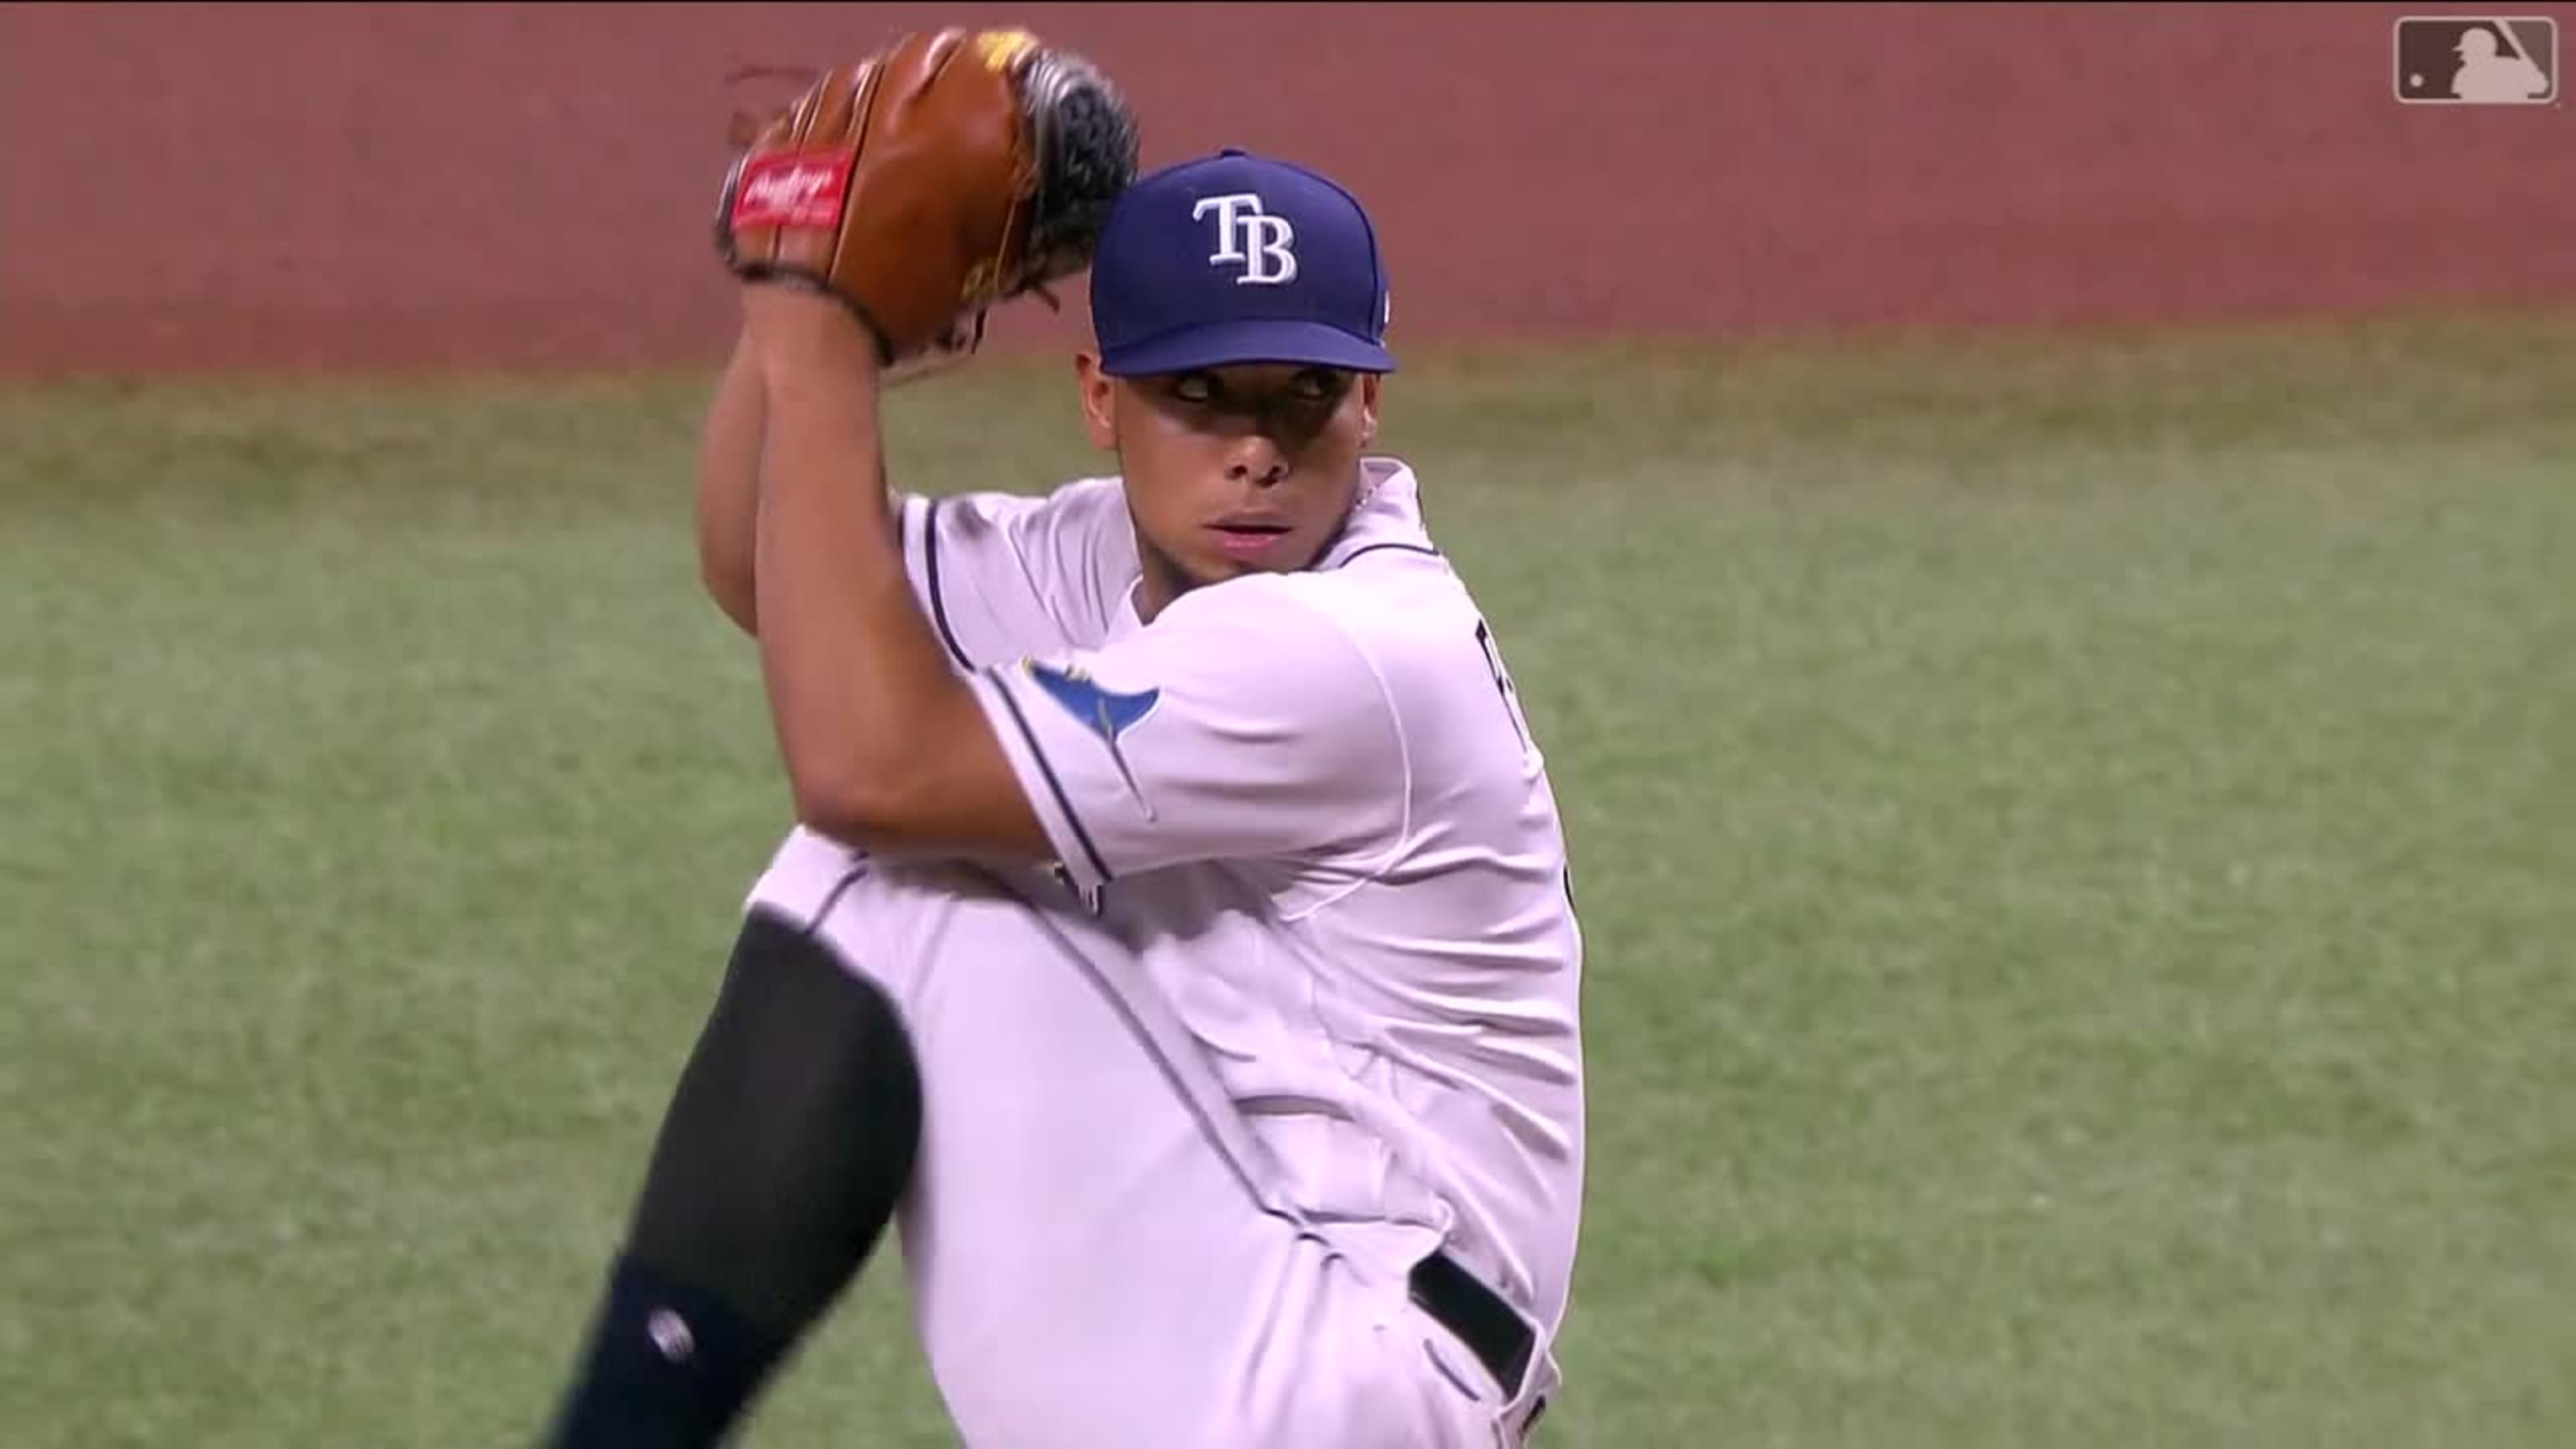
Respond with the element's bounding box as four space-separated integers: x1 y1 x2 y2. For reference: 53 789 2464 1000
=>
541 55 1584 1447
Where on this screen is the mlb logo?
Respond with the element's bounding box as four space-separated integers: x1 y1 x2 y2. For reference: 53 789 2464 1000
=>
2393 16 2558 104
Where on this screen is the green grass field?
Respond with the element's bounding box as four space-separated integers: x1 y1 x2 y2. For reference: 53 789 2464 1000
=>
6 309 2573 1447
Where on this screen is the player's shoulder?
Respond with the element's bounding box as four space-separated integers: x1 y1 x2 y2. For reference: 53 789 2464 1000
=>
1163 574 1481 702
1034 472 1135 525
1130 574 1389 720
1154 568 1350 640
922 473 1130 534
925 474 1140 591
1026 475 1141 575
1223 558 1472 642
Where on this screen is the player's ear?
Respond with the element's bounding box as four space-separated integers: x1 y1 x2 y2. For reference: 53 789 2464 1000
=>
1074 351 1117 452
1357 372 1383 449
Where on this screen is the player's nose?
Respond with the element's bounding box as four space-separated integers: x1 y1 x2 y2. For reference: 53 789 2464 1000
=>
1223 436 1289 487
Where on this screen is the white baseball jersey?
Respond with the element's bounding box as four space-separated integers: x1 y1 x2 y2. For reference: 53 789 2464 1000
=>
927 460 1587 1345
752 457 1585 1434
891 470 1141 675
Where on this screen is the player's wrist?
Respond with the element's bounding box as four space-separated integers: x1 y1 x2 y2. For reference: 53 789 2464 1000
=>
741 284 886 384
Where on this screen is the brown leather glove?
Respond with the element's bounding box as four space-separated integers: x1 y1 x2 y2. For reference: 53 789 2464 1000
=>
714 28 1139 373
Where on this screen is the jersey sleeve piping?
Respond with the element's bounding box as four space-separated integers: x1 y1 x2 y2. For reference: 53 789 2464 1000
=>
1326 540 1444 571
919 496 977 673
977 663 1116 886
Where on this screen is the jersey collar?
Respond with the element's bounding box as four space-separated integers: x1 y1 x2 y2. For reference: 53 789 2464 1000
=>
1314 456 1436 570
1109 456 1436 639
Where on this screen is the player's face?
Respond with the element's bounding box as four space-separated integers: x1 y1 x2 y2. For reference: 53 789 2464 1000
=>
1077 356 1382 613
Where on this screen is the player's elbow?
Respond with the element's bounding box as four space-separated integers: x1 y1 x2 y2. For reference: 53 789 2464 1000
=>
781 735 938 847
698 544 759 636
782 703 1050 860
782 751 888 844
788 768 980 855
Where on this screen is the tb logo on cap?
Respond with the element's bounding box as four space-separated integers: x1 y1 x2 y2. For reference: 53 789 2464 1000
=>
1192 193 1297 286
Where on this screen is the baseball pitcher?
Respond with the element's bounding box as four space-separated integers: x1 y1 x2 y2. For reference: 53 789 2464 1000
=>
541 29 1585 1448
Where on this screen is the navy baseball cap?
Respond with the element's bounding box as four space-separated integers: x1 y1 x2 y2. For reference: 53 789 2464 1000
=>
1090 148 1395 377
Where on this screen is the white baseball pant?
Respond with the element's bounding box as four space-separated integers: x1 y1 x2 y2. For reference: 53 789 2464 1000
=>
748 828 1545 1447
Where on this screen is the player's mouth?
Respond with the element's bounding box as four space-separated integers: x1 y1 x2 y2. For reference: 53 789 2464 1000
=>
1208 516 1298 561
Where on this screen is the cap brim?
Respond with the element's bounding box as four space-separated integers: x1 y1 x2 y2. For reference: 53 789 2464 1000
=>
1098 320 1395 377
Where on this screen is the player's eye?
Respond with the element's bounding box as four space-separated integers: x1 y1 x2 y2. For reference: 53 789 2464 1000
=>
1291 368 1348 403
1169 373 1219 405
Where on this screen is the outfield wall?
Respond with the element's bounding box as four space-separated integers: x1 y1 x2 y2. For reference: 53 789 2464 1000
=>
3 3 2572 379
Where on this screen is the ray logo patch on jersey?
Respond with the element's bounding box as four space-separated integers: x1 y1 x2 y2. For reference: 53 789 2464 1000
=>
1025 659 1161 820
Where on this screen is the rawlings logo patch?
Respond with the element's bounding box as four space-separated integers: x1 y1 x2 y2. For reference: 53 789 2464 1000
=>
730 149 854 230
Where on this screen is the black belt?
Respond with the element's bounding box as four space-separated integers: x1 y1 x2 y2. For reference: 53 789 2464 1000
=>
1408 1250 1537 1405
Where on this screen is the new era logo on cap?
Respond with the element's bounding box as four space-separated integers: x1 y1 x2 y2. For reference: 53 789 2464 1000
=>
1090 148 1395 377
2393 16 2558 104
